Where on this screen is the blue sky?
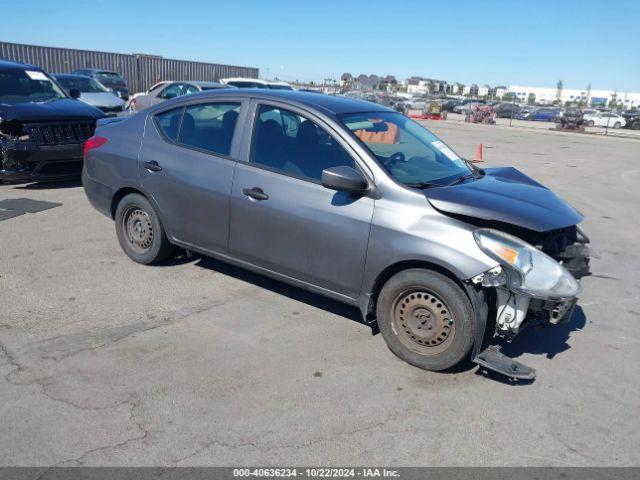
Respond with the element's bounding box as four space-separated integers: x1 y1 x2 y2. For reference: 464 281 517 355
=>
1 0 639 91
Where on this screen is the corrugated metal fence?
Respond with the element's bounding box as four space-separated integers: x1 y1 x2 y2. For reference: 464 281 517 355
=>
0 41 259 92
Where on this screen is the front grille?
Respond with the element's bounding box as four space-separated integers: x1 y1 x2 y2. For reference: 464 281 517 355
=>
24 121 96 146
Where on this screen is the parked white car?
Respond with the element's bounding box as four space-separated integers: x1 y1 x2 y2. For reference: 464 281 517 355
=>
127 81 229 112
220 77 293 90
583 112 626 128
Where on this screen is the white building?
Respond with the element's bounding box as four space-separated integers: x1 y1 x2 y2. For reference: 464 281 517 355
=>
451 83 464 94
508 85 640 107
406 78 429 94
495 86 507 98
478 84 491 97
463 84 478 96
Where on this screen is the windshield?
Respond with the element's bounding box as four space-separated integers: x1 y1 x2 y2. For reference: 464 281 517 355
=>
340 112 470 185
56 76 108 93
0 68 67 104
96 72 126 85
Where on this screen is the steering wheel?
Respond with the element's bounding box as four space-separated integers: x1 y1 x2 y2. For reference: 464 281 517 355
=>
386 151 406 168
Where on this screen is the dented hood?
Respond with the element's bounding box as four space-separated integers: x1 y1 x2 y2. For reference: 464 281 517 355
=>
425 167 583 232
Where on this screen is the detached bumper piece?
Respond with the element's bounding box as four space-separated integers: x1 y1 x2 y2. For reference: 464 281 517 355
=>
474 345 536 381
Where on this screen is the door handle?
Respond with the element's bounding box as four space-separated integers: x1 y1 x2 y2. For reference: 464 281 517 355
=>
144 160 162 172
242 187 269 201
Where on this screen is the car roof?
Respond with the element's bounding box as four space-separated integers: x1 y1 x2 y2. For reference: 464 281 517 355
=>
188 81 227 88
53 73 93 79
222 77 292 87
179 89 393 116
0 59 42 71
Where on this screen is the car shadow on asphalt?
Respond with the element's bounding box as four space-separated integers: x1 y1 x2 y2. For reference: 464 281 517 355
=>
501 305 587 360
157 249 587 380
169 252 380 336
9 179 82 190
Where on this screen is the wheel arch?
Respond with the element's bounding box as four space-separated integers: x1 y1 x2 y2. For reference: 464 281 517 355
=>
110 186 145 219
361 259 468 320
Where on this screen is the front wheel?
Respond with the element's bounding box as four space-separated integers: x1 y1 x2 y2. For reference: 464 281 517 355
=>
376 269 475 371
613 122 621 129
115 193 173 264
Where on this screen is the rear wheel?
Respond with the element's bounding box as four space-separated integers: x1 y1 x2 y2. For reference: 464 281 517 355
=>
588 120 595 127
376 269 475 371
115 193 173 264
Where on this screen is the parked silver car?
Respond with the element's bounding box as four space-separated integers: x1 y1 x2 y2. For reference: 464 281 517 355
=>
53 74 125 115
128 81 230 112
82 90 590 380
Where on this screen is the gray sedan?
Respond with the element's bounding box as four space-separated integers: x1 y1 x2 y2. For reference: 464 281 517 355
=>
82 90 589 380
128 81 230 112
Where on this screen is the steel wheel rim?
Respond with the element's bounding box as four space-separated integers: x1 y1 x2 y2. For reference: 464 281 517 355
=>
123 207 154 254
391 289 455 355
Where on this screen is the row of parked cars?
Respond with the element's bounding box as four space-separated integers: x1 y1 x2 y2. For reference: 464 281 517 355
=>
449 99 629 127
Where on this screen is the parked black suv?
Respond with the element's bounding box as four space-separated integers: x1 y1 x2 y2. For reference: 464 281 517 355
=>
71 69 130 100
0 59 105 182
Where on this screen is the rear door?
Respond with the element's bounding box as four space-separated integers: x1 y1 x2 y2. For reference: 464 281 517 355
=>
139 99 246 253
228 101 375 298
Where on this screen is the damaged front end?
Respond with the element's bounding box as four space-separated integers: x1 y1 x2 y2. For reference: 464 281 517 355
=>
0 117 95 182
465 224 590 380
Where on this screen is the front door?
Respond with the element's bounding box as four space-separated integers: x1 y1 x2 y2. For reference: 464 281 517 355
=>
139 100 243 253
228 103 374 298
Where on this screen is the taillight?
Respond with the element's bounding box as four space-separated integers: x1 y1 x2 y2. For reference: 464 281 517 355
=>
83 136 108 160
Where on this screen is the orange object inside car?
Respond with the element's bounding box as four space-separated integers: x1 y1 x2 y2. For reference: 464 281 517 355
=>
353 121 399 144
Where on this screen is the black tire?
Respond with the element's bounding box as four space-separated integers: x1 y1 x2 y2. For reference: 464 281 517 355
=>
588 120 595 127
376 269 475 371
115 193 173 264
613 122 621 129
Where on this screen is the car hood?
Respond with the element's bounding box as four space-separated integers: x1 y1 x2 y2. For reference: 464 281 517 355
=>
0 98 105 123
424 167 583 232
79 92 125 108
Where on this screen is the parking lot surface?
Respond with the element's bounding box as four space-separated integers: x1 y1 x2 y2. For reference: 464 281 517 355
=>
1 121 639 466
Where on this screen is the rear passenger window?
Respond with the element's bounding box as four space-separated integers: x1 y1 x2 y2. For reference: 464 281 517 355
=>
155 107 183 142
178 102 241 156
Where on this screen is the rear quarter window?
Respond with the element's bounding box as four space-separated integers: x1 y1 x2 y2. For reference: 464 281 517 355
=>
155 107 184 143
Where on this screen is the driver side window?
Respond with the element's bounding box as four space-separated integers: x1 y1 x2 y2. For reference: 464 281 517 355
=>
250 105 355 182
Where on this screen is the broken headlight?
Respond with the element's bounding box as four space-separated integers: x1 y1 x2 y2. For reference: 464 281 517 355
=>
473 228 581 299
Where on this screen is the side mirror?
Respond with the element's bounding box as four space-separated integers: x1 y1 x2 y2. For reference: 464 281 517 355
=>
69 88 81 99
321 166 368 193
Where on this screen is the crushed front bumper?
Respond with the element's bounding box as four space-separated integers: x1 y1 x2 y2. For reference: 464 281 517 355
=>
465 239 590 381
0 138 84 182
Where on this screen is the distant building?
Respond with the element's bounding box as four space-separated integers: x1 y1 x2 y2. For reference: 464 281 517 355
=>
450 83 464 95
478 84 491 97
340 73 353 88
463 84 478 96
494 86 507 98
508 85 640 107
405 77 448 95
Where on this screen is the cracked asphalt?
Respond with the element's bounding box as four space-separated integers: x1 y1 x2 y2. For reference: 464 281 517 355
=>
1 121 639 466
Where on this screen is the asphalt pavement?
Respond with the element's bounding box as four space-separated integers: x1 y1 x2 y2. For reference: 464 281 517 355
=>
1 120 639 466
